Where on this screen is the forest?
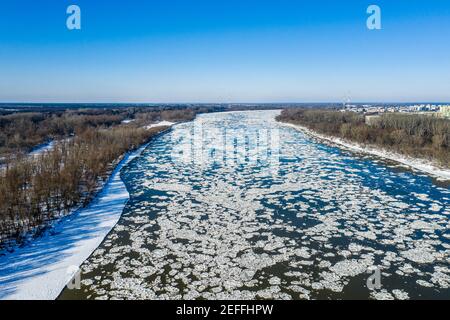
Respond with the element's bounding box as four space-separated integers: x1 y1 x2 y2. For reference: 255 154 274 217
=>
276 109 450 166
0 106 199 247
0 106 201 159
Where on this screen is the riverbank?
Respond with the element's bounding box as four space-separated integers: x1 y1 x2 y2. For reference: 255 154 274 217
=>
281 122 450 181
0 125 174 300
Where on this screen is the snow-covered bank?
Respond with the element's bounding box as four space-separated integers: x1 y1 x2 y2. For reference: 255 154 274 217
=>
145 120 175 130
0 142 152 300
282 122 450 181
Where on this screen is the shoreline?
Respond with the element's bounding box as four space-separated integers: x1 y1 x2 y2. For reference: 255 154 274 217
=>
281 122 450 182
0 124 174 300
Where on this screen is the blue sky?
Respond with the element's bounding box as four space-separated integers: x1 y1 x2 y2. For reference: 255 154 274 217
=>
0 0 449 103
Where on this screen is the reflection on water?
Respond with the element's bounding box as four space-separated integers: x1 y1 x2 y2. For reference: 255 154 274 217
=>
60 110 450 300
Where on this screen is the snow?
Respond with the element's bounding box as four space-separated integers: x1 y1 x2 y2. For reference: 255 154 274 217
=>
282 123 450 181
145 121 175 130
28 138 72 158
1 141 57 170
0 142 150 300
28 141 56 157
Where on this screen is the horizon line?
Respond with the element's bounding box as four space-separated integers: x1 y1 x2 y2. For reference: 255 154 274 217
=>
1 101 450 106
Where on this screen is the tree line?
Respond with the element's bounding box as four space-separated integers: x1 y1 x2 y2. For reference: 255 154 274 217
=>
0 110 127 157
0 107 205 159
276 109 449 166
0 106 203 247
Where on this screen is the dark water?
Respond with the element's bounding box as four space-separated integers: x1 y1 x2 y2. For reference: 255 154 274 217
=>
60 110 450 300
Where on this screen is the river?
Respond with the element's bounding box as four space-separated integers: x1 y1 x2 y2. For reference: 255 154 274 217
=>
60 110 450 300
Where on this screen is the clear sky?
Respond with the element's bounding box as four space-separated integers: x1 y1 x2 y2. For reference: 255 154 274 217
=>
0 0 449 103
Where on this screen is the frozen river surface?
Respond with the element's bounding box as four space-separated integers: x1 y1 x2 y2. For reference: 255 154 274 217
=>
61 110 450 300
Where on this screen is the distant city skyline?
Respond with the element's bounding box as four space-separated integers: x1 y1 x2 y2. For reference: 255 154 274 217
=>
1 0 450 103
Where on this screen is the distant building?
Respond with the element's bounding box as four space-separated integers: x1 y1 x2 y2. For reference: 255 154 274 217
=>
440 106 450 118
